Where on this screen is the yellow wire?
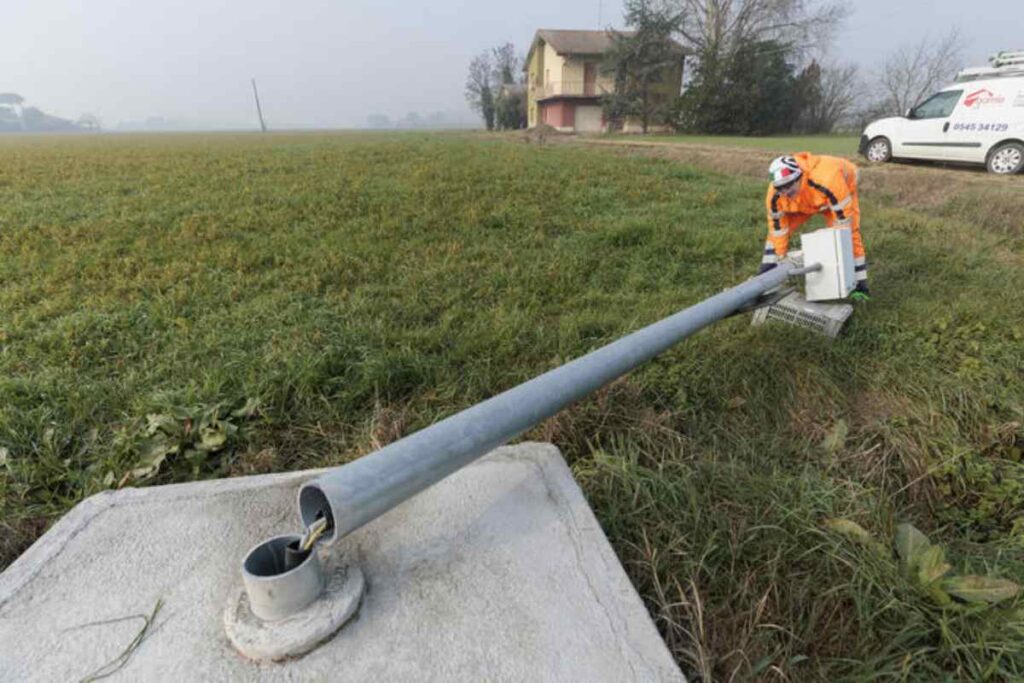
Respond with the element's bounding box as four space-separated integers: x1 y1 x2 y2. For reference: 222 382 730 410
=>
299 517 329 552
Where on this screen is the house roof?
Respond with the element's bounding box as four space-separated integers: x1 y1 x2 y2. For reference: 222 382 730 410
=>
525 29 688 66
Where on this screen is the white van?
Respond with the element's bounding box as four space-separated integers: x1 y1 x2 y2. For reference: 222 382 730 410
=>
859 51 1024 174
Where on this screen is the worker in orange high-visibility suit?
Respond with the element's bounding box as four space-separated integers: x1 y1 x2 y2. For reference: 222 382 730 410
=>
759 154 869 300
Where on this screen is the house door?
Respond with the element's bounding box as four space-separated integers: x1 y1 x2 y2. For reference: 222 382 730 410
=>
576 106 603 132
584 63 596 96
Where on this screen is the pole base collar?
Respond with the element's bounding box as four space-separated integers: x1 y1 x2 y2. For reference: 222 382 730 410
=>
225 550 364 662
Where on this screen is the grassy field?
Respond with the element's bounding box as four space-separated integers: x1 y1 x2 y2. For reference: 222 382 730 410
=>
2 131 1023 680
606 133 862 157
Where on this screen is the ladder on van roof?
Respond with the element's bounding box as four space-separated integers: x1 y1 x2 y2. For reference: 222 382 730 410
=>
956 50 1024 82
991 50 1024 68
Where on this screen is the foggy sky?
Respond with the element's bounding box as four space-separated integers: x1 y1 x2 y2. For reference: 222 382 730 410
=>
1 0 1020 130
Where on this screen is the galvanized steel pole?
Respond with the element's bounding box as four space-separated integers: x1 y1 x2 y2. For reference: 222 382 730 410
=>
298 264 806 543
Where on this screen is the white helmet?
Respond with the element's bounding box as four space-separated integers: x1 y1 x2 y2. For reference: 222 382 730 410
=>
768 156 802 188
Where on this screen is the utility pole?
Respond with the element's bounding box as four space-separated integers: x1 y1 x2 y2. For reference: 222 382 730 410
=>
251 78 267 132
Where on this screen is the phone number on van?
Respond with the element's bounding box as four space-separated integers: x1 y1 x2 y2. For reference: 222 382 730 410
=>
952 122 1010 132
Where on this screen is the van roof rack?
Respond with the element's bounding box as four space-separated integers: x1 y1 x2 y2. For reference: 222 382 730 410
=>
991 50 1024 68
954 49 1024 82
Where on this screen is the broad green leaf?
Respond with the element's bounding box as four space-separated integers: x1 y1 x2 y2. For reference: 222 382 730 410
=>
822 419 848 454
926 584 953 606
198 424 228 452
200 403 224 424
825 518 874 543
942 575 1021 604
141 438 178 463
171 404 201 421
130 453 169 480
895 523 931 571
128 438 179 481
825 518 887 556
916 545 951 586
145 413 176 435
231 397 261 419
751 655 774 675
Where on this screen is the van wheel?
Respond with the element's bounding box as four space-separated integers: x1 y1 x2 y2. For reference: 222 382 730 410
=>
987 142 1024 174
865 137 892 164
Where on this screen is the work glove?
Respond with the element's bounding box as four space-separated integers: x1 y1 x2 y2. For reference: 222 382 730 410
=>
850 281 870 303
758 262 777 275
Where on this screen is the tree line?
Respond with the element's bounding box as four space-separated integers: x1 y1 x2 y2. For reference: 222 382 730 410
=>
464 0 965 135
0 93 100 133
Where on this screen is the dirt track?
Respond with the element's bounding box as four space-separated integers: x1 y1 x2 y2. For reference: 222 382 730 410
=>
553 136 1024 211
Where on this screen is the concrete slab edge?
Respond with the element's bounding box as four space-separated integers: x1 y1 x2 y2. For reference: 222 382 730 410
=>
514 443 679 677
0 468 328 607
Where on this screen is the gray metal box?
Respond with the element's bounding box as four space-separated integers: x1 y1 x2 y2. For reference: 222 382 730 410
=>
802 228 855 301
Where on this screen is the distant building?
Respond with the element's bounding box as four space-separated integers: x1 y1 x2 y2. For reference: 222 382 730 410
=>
524 29 687 133
499 82 526 99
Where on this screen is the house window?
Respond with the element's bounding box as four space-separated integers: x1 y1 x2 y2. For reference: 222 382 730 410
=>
584 62 596 95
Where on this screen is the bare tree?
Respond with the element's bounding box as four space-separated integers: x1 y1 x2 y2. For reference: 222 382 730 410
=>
489 42 529 131
77 113 102 131
877 29 963 115
667 0 848 133
465 52 496 130
671 0 848 61
800 62 859 132
491 43 522 86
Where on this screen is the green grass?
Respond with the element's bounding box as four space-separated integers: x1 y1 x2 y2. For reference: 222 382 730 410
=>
2 131 1023 680
607 133 862 156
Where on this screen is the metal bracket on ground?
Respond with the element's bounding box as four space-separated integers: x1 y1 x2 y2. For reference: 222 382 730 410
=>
750 291 853 338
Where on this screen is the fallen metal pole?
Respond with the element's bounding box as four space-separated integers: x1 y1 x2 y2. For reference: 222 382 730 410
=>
298 263 805 543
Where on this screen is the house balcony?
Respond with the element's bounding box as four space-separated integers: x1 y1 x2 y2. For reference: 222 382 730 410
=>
532 81 613 100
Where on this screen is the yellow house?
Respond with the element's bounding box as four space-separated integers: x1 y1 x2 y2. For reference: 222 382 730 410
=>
525 29 687 133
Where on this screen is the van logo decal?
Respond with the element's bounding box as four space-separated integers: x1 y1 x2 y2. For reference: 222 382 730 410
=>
964 89 1006 108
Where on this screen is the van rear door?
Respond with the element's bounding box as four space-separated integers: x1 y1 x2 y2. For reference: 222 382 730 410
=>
895 89 964 160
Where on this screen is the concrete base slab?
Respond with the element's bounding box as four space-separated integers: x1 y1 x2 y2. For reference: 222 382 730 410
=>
0 443 683 681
